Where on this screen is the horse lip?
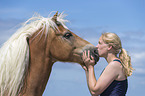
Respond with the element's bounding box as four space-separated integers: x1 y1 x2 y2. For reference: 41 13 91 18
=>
73 53 81 57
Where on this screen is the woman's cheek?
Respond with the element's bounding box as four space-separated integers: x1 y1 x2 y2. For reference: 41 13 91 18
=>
98 50 102 56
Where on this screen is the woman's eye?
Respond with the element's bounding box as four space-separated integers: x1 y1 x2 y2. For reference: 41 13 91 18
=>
63 32 73 39
99 41 101 44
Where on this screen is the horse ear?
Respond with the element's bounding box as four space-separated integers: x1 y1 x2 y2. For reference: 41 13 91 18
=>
58 13 61 17
52 11 58 22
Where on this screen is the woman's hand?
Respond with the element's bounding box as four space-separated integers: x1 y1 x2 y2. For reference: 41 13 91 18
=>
82 50 96 69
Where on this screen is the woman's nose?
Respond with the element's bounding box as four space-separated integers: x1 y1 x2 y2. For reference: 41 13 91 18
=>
96 44 99 48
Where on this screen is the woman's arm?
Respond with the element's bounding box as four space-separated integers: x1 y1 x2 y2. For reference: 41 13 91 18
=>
82 50 100 95
82 51 120 95
87 62 120 95
85 69 98 96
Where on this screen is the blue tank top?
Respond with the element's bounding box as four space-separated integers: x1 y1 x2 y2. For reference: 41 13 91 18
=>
100 59 128 96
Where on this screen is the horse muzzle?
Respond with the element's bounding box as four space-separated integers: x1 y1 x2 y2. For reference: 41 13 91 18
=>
86 49 99 64
82 44 100 65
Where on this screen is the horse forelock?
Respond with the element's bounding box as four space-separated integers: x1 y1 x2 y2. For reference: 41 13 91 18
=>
0 11 68 96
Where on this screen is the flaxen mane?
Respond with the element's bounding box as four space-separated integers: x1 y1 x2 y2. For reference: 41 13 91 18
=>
0 12 68 96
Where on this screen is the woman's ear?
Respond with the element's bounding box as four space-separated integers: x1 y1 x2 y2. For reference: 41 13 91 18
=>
108 45 113 51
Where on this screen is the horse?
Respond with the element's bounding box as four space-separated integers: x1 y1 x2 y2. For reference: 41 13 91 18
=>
0 11 99 96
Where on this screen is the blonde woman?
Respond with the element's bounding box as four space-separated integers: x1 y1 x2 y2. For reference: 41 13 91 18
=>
82 32 134 96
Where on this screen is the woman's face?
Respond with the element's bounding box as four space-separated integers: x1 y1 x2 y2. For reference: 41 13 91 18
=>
96 37 109 57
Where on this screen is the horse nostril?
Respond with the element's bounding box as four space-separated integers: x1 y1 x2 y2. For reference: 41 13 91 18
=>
91 49 99 63
94 49 98 54
74 46 76 49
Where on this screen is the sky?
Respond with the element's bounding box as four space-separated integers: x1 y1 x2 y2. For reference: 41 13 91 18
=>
0 0 145 96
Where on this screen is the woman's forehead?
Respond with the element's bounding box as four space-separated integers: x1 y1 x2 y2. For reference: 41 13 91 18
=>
99 37 107 45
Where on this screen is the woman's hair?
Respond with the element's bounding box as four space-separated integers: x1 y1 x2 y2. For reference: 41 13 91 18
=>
101 32 134 77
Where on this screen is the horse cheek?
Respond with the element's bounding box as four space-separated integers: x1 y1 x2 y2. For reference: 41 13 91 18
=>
50 39 72 61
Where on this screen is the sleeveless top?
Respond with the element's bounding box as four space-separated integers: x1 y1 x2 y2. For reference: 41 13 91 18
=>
100 59 128 96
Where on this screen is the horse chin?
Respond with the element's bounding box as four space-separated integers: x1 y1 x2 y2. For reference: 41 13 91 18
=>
69 53 83 64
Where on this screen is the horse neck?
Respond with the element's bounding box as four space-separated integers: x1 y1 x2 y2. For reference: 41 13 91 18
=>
22 28 55 96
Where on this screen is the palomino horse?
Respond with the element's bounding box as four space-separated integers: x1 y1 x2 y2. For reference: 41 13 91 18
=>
0 12 99 96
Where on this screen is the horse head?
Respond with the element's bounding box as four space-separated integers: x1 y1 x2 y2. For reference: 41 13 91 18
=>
48 12 99 65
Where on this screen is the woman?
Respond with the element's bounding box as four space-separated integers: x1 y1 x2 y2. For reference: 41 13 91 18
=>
82 32 134 96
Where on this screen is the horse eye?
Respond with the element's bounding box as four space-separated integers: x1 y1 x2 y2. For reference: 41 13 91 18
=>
63 32 73 39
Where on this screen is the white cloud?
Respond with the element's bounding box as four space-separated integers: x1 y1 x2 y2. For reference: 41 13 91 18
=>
130 51 145 75
134 68 145 74
131 52 145 63
133 51 145 58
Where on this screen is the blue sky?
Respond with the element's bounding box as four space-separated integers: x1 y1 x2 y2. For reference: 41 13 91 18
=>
0 0 145 96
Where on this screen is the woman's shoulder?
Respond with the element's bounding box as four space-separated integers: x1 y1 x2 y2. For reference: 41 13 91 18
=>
103 61 121 77
104 60 122 75
108 60 122 69
108 59 126 81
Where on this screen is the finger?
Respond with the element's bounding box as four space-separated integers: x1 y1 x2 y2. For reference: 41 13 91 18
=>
83 66 87 71
88 50 90 58
82 51 84 59
85 58 90 61
83 51 86 60
91 55 94 60
90 56 96 64
85 50 87 57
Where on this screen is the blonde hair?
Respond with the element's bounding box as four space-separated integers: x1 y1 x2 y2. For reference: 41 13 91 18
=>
101 32 134 77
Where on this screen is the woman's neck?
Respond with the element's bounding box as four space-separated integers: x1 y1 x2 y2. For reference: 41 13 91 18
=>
105 53 117 64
